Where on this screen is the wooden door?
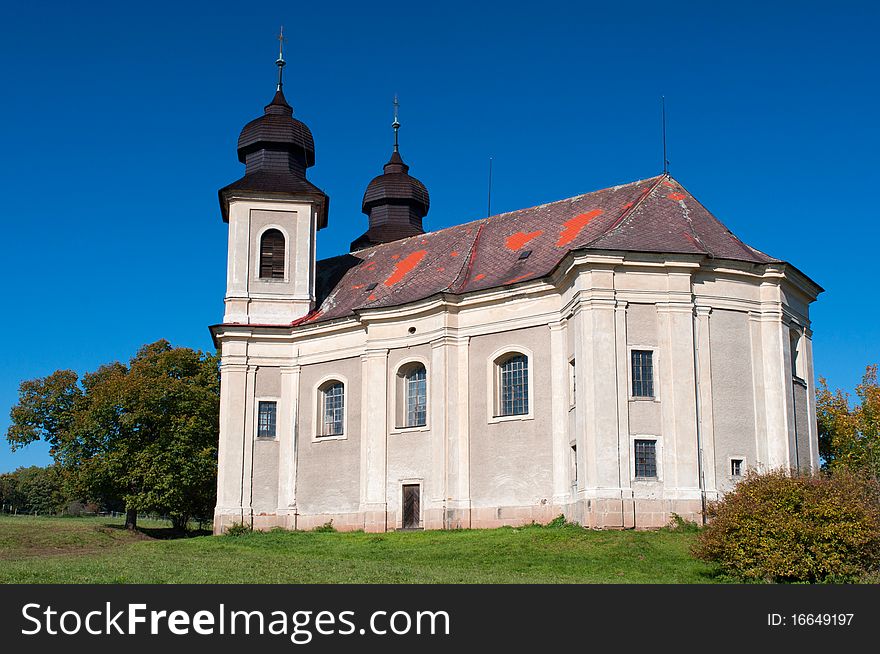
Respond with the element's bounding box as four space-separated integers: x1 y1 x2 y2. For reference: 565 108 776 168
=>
402 484 420 529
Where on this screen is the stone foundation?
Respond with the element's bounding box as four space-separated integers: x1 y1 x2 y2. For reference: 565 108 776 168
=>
214 499 704 535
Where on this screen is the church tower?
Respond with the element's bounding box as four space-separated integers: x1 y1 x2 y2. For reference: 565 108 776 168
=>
351 96 429 251
218 30 329 324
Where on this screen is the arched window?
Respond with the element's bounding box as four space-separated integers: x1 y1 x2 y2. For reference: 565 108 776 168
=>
319 381 345 437
790 329 802 378
497 353 529 416
396 363 427 428
259 229 286 279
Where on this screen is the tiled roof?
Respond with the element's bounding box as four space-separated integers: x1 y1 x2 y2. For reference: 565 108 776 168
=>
293 174 779 326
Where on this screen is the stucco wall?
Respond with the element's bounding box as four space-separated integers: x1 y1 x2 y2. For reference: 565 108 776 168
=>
626 303 661 437
468 325 554 508
295 356 362 514
793 381 812 472
385 344 434 526
709 309 757 492
251 366 281 513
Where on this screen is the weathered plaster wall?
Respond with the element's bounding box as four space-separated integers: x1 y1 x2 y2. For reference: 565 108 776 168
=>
709 309 758 493
295 356 362 515
468 325 554 510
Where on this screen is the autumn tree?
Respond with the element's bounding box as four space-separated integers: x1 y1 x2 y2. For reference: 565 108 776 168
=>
817 364 880 479
6 340 220 530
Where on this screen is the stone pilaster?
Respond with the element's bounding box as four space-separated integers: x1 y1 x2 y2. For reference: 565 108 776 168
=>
549 321 569 506
444 337 471 528
656 270 700 499
694 306 717 499
276 364 301 527
213 360 248 533
614 300 634 527
426 338 450 530
242 366 257 525
359 349 389 532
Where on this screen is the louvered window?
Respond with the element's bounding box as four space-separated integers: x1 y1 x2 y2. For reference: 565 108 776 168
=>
259 229 286 279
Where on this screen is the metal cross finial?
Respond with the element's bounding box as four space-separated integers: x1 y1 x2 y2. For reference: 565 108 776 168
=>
392 94 400 152
276 26 287 91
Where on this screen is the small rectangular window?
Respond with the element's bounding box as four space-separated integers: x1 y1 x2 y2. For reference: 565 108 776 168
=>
634 439 657 478
731 459 743 477
257 401 277 438
631 350 654 398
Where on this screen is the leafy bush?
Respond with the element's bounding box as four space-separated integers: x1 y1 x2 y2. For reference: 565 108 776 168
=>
312 520 336 533
545 514 577 529
665 513 701 533
693 470 880 582
224 522 252 537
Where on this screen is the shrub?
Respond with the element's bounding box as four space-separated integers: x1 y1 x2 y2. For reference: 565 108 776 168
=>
312 520 336 533
545 514 579 529
693 469 880 582
224 522 252 537
665 513 701 533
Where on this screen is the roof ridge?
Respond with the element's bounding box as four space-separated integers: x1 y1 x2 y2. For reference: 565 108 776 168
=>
333 175 665 262
668 176 775 262
448 223 487 293
582 174 667 248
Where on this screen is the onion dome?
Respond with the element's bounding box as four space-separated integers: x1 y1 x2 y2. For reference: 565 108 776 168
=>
236 89 315 177
219 31 329 227
351 97 430 251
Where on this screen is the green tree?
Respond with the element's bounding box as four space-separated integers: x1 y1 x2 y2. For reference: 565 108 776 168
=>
7 340 220 530
817 365 880 479
0 466 66 514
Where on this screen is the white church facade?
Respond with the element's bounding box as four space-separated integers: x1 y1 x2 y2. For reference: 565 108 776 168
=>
211 58 822 534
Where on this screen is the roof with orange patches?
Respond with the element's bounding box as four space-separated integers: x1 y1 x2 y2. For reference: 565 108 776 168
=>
505 230 543 251
273 175 784 327
384 249 427 286
667 192 686 201
556 209 603 247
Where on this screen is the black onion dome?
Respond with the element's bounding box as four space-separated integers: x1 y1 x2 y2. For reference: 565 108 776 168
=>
236 90 315 167
362 151 429 216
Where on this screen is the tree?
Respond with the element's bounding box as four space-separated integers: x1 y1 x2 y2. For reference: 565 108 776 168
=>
7 340 220 530
817 364 880 479
0 466 66 514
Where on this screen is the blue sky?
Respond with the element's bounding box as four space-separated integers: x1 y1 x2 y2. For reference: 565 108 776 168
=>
1 1 878 472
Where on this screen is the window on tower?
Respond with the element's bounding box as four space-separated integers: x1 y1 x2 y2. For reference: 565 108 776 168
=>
259 229 286 279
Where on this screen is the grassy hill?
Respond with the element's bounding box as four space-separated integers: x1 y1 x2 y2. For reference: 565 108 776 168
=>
0 515 722 584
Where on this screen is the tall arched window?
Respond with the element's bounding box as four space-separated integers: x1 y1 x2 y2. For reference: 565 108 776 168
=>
497 353 529 416
259 229 286 279
404 364 427 428
319 381 345 437
394 362 428 429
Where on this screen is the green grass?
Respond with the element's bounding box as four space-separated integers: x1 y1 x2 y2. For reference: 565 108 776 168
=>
0 515 723 584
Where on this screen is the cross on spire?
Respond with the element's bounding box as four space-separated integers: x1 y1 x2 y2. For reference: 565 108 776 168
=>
276 26 287 91
392 94 400 152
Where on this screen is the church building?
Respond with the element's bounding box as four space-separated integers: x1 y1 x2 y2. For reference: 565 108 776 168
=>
211 51 822 534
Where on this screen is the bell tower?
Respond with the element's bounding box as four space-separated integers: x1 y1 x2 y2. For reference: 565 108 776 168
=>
218 29 329 324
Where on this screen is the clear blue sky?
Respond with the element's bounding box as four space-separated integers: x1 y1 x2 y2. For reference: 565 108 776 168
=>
1 1 877 472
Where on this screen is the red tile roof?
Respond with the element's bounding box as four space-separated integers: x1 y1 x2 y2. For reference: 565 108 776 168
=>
292 175 779 326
